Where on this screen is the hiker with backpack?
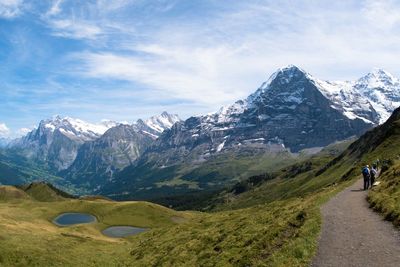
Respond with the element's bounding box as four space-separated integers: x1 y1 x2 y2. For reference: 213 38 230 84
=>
370 165 378 187
362 165 371 190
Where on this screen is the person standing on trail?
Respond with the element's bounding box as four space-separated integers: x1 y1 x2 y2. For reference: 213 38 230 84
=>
362 165 371 190
370 165 378 187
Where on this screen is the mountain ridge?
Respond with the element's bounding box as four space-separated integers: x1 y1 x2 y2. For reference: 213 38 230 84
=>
7 112 180 172
100 65 400 199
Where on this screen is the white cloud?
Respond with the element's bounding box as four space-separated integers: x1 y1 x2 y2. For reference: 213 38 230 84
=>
46 0 63 17
16 127 31 136
362 0 400 30
73 46 257 107
69 0 400 109
0 123 10 137
42 0 136 40
0 0 24 18
4 0 400 128
49 19 103 40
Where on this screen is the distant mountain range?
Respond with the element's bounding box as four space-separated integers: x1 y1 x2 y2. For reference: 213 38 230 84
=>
4 65 400 198
59 112 181 190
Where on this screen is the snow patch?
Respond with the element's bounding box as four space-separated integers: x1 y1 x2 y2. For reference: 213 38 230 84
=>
216 140 226 152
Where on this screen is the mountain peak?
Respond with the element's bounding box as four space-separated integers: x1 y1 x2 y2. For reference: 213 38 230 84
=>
51 115 63 121
259 65 310 91
161 111 171 117
279 64 303 72
357 68 398 88
144 112 181 133
275 64 308 77
370 68 394 78
36 116 117 139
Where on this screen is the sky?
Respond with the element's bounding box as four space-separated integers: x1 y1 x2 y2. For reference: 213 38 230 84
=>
1 0 400 137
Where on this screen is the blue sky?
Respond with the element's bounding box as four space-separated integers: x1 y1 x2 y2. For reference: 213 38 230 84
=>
1 0 400 137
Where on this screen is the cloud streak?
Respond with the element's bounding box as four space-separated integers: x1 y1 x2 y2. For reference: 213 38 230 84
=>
0 0 24 18
68 0 400 107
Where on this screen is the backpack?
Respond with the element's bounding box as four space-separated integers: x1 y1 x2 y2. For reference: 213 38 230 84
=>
371 168 377 178
362 167 370 176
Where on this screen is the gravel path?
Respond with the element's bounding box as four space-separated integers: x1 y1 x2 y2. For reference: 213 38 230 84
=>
311 179 400 267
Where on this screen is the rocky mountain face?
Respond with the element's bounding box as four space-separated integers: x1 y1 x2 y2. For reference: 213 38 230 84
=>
150 66 400 160
61 112 181 190
5 65 400 199
101 65 400 199
9 116 118 171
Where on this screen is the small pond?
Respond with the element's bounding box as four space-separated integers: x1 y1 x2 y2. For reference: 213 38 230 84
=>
102 226 148 238
53 212 97 226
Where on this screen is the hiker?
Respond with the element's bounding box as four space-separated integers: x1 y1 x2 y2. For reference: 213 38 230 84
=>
370 165 378 187
362 165 370 190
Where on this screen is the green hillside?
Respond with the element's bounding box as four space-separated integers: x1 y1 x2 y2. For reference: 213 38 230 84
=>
1 108 400 266
0 142 353 266
17 182 75 202
0 149 85 195
0 186 31 202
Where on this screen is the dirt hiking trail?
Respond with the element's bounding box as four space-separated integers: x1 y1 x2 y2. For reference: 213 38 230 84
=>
311 179 400 267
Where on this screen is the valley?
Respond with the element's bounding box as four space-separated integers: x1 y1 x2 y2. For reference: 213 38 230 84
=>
3 65 400 202
1 105 400 266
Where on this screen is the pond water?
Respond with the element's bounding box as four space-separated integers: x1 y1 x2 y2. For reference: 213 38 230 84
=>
102 226 148 238
53 212 97 226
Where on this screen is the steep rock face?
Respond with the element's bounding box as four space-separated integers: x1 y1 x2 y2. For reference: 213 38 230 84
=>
61 124 154 189
138 66 373 166
101 65 400 199
9 116 117 171
60 112 181 190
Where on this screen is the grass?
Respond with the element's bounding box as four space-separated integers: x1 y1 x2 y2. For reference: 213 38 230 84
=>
128 183 351 267
0 185 191 267
0 142 358 267
0 135 380 266
368 160 400 227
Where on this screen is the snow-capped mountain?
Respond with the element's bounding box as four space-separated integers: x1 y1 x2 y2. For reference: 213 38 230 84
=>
201 66 400 130
134 112 181 138
8 112 180 175
143 111 181 133
56 111 181 191
101 65 400 199
146 65 380 159
9 116 119 171
37 115 119 141
61 124 155 190
354 68 400 123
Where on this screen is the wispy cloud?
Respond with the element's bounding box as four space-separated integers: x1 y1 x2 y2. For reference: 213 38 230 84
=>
45 0 63 17
48 19 103 40
67 0 400 108
2 0 400 132
41 0 137 40
0 0 24 18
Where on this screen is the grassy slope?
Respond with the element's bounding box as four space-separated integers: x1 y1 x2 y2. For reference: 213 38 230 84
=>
364 119 400 227
7 120 400 267
368 160 400 227
0 186 347 267
107 149 300 201
0 138 359 267
0 185 190 267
